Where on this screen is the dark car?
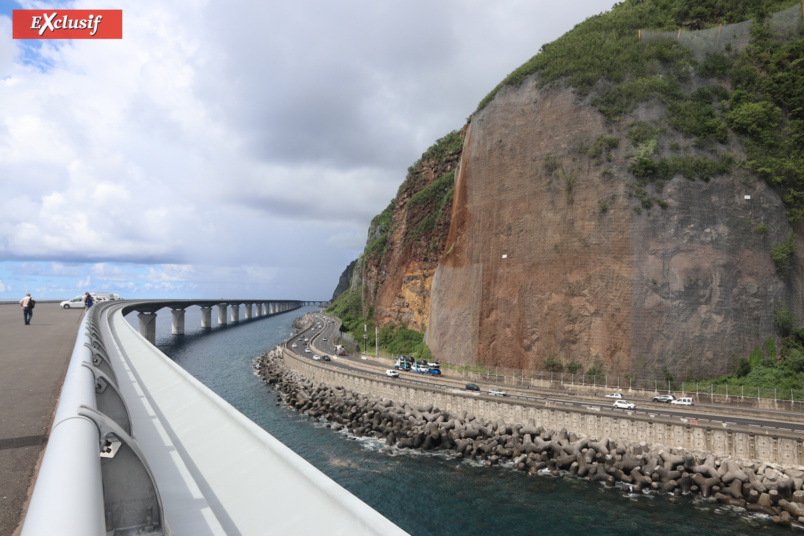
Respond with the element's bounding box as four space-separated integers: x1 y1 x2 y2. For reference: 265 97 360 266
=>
465 383 480 391
321 355 331 361
426 368 441 376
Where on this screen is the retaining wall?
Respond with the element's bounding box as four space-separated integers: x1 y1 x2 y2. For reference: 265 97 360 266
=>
284 349 804 466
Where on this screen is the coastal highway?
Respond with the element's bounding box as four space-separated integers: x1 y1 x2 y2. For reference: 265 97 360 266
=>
289 313 804 435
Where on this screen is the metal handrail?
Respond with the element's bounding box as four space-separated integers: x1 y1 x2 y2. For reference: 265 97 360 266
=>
21 309 105 536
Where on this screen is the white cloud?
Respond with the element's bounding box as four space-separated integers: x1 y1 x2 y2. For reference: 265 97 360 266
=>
0 0 616 299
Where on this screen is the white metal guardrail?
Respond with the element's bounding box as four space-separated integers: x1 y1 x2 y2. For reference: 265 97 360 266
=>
22 301 407 536
22 310 106 535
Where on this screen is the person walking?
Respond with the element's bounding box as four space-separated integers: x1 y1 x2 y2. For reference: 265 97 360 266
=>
84 292 94 309
19 292 35 325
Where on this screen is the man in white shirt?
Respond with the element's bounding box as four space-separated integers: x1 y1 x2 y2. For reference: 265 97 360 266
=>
19 293 35 325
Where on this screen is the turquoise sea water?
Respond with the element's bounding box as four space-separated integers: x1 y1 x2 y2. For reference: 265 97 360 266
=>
130 305 780 535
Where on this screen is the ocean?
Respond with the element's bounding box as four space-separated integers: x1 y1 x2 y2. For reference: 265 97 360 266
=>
130 305 777 535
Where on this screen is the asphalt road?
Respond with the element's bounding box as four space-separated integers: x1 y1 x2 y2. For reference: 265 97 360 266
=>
0 302 81 536
295 312 804 435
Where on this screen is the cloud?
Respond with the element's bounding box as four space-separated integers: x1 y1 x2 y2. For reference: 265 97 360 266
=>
0 0 616 299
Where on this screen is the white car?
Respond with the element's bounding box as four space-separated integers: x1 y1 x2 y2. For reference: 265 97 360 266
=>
291 344 297 348
605 393 623 399
488 388 506 396
385 370 399 378
304 348 311 353
313 354 321 361
613 400 635 410
60 295 87 308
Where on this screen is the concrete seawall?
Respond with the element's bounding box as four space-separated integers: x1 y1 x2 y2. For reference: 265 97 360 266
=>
283 348 803 466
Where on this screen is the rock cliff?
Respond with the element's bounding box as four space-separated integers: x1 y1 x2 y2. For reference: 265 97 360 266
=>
428 79 802 377
337 1 804 378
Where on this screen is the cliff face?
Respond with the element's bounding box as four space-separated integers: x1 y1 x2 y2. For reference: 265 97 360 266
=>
359 132 462 331
427 79 803 377
337 1 804 378
331 259 357 302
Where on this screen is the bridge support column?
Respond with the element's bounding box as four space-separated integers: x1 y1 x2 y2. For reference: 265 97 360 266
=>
230 305 240 323
200 306 212 329
171 309 185 335
217 304 228 326
137 312 157 344
244 304 253 320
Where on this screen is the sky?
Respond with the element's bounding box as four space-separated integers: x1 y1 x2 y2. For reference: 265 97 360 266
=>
0 0 615 301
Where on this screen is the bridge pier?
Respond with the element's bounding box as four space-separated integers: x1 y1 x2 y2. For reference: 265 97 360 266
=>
244 304 253 320
137 312 157 344
171 308 185 335
230 305 240 323
200 306 212 329
217 304 228 326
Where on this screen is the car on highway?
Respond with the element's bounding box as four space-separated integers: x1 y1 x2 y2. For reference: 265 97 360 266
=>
385 370 399 378
671 397 694 406
321 355 330 361
304 348 311 353
613 400 635 409
426 368 441 376
605 393 623 399
652 394 676 403
465 383 480 391
313 355 321 361
488 388 507 396
322 338 327 341
291 343 297 348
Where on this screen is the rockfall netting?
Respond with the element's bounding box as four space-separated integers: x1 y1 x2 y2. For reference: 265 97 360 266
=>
640 2 804 61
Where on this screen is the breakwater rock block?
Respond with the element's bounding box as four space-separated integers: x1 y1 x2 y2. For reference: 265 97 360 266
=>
256 348 804 528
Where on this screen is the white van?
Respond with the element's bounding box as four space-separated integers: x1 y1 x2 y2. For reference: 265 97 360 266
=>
671 397 694 406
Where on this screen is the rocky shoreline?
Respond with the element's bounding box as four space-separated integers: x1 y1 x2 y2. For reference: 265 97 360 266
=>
256 345 804 529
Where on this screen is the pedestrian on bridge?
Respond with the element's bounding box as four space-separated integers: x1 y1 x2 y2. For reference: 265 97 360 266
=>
84 292 94 309
19 292 35 325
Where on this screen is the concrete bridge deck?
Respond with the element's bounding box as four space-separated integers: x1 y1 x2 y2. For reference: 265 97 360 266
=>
0 302 82 536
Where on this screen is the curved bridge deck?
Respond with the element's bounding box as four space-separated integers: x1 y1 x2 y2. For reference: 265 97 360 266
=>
12 301 407 535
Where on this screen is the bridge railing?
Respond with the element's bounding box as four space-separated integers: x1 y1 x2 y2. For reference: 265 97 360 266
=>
22 309 104 535
22 304 165 535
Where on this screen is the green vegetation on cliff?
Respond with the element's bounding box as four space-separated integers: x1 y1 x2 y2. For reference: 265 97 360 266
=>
326 288 433 359
476 0 804 221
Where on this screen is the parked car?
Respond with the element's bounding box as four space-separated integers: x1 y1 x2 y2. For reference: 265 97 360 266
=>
385 370 399 378
652 394 676 403
671 397 694 406
60 295 87 308
426 368 441 376
465 383 480 391
488 388 507 396
605 393 623 399
613 400 636 409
